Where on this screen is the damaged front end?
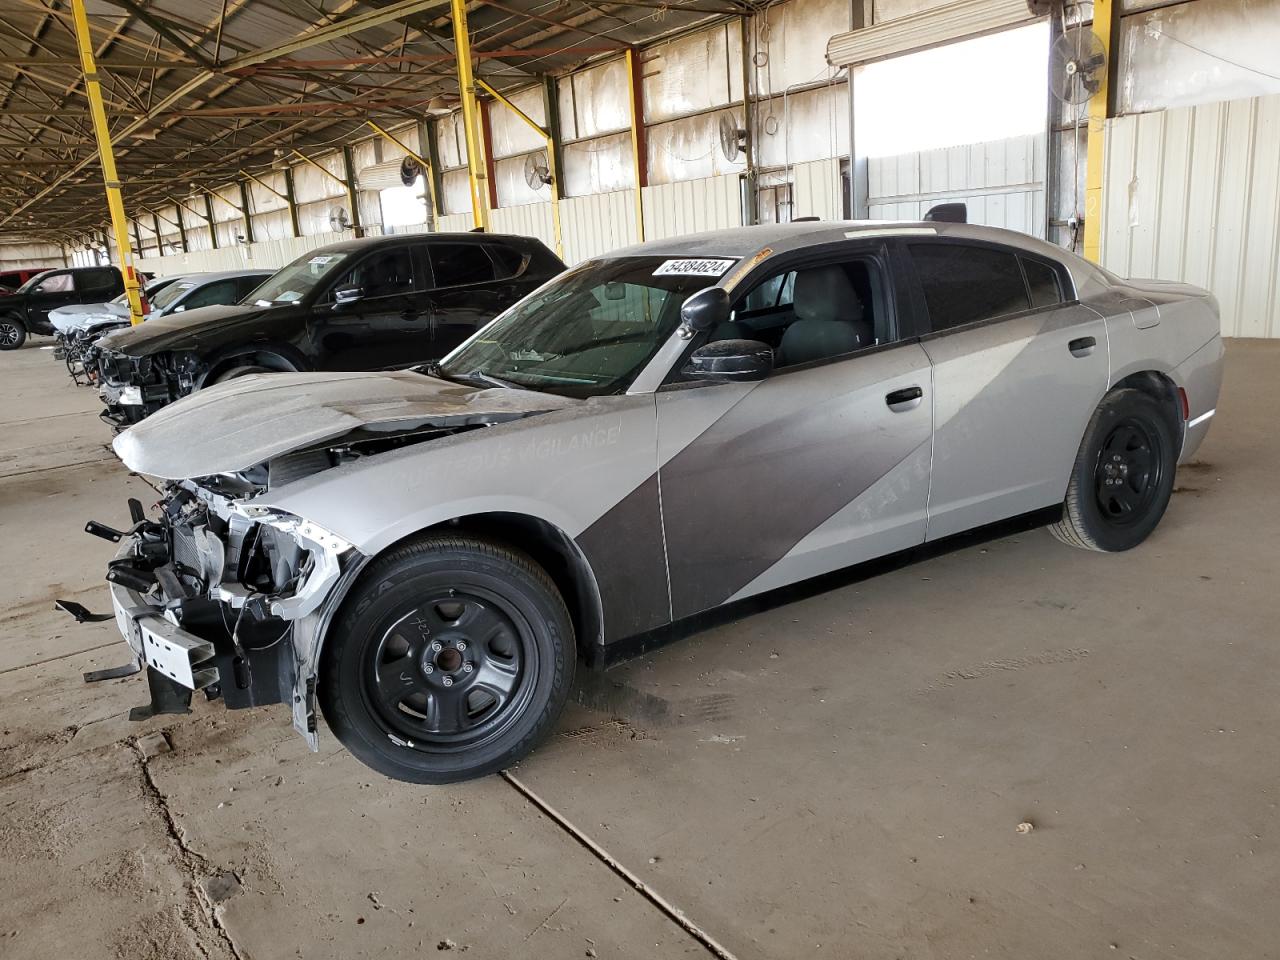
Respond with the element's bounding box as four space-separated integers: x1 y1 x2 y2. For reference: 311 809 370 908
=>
98 349 204 425
83 477 361 747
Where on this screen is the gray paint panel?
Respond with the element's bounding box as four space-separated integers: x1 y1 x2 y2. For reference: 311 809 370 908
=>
658 343 934 620
574 473 672 639
920 304 1109 541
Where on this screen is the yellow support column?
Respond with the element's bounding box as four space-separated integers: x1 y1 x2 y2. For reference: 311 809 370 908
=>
451 0 490 230
71 0 145 323
1082 0 1114 264
625 48 646 242
475 80 562 258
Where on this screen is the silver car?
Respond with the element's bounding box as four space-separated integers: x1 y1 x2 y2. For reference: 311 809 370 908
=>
84 221 1223 783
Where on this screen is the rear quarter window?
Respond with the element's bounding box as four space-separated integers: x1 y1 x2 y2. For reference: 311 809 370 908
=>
1021 257 1064 308
486 244 525 279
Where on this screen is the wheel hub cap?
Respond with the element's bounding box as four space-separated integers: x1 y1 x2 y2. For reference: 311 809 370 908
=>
1093 418 1161 526
365 592 529 746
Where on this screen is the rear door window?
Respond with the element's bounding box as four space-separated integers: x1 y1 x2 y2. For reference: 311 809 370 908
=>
429 244 496 288
77 268 118 295
909 243 1030 333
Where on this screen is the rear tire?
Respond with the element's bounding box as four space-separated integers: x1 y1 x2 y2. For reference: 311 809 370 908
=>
319 535 574 783
0 316 26 350
1049 388 1177 552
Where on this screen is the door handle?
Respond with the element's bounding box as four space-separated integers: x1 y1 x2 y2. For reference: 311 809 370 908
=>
1069 335 1097 357
885 386 923 411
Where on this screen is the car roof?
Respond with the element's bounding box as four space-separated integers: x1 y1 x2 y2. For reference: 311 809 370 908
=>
604 219 1103 290
306 232 537 256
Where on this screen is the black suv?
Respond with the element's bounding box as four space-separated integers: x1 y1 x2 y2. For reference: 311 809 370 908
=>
97 233 565 424
0 265 124 350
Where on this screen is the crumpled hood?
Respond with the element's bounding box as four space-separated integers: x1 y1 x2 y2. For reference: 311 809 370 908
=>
113 369 578 479
98 302 265 355
50 301 127 334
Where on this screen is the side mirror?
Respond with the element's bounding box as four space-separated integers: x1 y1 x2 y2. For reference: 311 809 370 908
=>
332 284 365 309
172 304 185 313
682 339 773 382
679 286 730 336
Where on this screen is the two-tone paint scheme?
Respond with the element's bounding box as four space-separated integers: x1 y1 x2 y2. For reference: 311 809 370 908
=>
96 220 1223 760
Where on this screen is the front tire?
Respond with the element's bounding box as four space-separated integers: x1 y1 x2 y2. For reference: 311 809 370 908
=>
212 363 272 383
0 316 26 350
1049 388 1177 552
319 535 574 783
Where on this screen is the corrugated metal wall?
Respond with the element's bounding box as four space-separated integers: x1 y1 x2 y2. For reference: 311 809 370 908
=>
563 190 639 263
868 133 1046 236
1100 92 1280 339
134 231 354 276
642 174 743 241
791 158 845 220
490 204 556 250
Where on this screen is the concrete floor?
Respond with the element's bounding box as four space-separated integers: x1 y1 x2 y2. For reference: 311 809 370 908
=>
1 336 1276 960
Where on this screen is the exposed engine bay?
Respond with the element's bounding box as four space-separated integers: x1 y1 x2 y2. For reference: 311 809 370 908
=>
80 412 500 743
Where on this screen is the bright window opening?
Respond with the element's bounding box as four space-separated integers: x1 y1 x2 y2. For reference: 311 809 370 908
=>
854 22 1049 158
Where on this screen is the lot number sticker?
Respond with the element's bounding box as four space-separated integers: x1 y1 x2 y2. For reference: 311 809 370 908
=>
653 258 737 277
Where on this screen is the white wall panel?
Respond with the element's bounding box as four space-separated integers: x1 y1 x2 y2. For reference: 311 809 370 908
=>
494 151 554 208
562 190 639 264
647 108 746 185
488 87 547 159
791 158 844 220
754 84 849 168
135 230 354 277
642 173 743 241
868 133 1045 236
489 203 556 251
643 22 742 124
563 132 634 197
1100 93 1280 338
435 213 475 234
0 241 64 269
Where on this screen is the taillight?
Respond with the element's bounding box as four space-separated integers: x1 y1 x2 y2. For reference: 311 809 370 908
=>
139 292 151 316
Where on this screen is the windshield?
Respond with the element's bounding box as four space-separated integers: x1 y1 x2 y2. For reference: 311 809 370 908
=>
438 256 733 398
249 250 350 306
151 280 195 312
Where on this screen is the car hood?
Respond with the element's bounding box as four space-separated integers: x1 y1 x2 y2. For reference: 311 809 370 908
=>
98 302 269 355
50 301 127 333
113 369 578 479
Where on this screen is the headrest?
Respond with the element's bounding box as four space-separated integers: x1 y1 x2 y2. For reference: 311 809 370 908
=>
792 265 863 324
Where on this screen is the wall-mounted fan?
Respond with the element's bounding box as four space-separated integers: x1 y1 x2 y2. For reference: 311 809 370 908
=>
717 114 747 163
524 151 552 189
1050 23 1106 105
329 207 351 231
399 156 424 187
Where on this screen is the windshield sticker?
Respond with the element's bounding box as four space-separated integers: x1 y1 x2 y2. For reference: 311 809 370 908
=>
653 258 737 277
308 255 335 265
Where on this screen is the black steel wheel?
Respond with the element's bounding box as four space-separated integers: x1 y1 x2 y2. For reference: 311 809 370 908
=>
320 535 574 783
0 317 25 351
1050 388 1177 552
